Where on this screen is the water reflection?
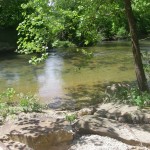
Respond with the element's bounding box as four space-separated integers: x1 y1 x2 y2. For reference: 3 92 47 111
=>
37 54 64 105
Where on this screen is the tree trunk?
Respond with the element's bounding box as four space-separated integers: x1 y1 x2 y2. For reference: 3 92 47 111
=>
123 0 149 92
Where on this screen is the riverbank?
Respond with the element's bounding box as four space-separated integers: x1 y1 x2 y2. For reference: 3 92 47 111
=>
0 102 150 150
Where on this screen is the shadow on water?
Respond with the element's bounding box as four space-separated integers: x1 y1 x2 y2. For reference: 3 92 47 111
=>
48 80 136 111
0 50 46 62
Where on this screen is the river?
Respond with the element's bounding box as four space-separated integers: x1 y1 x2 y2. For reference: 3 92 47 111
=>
0 40 149 109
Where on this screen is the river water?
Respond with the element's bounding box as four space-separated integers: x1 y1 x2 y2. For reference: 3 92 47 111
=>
0 40 149 109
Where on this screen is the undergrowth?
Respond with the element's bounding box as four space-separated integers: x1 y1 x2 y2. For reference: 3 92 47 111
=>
0 88 44 118
104 83 150 108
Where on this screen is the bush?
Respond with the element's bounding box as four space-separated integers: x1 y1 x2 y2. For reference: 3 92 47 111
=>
128 88 150 107
0 88 16 104
18 93 43 112
0 88 44 118
104 83 150 108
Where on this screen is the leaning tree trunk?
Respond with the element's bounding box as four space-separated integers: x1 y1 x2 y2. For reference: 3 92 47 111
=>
124 0 149 92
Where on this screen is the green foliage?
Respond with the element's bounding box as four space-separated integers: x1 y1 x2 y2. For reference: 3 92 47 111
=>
16 0 64 63
142 51 150 80
15 0 150 62
52 40 76 48
0 88 43 118
64 113 77 125
105 84 150 108
132 0 150 35
0 0 28 28
54 0 101 46
0 88 16 104
1 0 149 39
0 102 9 118
104 83 130 104
18 93 43 112
0 102 20 118
116 27 128 38
28 53 48 65
128 88 150 107
16 0 126 61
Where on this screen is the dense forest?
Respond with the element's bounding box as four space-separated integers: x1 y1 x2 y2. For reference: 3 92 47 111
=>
0 0 150 44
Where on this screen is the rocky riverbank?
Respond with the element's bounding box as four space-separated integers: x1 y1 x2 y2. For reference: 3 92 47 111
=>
0 103 150 150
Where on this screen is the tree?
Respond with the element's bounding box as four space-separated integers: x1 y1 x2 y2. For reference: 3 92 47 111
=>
132 0 150 35
16 0 149 91
124 0 149 92
16 0 124 62
0 0 28 28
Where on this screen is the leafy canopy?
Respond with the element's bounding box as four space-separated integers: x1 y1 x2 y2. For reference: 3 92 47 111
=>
16 0 150 64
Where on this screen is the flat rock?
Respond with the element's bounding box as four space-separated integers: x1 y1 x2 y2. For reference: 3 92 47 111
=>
94 103 150 123
0 112 74 150
0 136 32 150
0 135 69 150
75 115 150 147
77 107 96 117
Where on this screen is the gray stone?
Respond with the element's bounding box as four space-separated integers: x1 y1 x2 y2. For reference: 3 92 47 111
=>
77 107 96 117
74 115 150 147
144 113 150 124
94 103 150 123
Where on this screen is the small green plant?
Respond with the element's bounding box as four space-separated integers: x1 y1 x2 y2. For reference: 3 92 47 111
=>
0 102 19 118
18 93 43 113
0 88 16 104
104 83 130 104
104 83 150 108
0 102 9 118
129 88 150 107
64 113 77 125
0 88 44 119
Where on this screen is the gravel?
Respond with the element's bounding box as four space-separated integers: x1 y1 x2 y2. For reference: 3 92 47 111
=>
69 135 149 150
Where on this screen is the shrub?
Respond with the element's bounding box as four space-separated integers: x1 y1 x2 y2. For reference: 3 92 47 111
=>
104 83 150 108
0 88 44 118
18 93 43 112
